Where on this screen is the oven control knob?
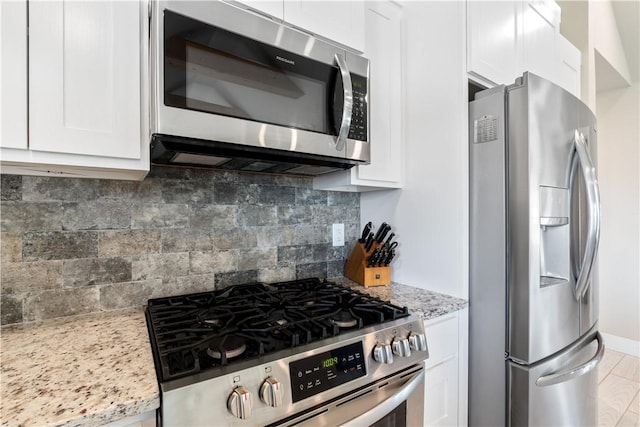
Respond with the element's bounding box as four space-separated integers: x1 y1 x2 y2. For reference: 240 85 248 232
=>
260 377 284 408
392 337 411 357
372 343 394 364
228 386 253 419
408 332 429 353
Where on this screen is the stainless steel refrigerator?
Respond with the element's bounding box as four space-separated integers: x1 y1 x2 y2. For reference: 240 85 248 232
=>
469 72 604 426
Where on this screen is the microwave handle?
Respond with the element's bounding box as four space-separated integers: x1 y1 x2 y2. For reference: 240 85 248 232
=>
334 53 353 152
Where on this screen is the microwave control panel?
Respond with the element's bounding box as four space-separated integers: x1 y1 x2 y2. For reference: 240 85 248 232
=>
349 74 368 142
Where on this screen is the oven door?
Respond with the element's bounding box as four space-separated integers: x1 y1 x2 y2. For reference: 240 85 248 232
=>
150 0 369 164
272 366 424 427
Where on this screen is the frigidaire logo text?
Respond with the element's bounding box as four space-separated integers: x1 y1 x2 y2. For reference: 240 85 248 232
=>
276 55 295 65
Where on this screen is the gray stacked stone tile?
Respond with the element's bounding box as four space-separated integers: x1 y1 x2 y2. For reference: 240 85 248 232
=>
0 167 360 325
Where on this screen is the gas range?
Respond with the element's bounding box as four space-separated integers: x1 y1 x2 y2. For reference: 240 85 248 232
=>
145 278 429 426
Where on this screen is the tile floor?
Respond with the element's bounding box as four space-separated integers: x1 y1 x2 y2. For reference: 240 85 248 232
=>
598 349 640 426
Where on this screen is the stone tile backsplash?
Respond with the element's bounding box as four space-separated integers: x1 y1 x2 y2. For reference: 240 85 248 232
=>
0 167 359 325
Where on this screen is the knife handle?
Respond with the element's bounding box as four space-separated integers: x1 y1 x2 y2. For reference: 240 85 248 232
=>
383 232 395 248
364 232 375 252
359 221 372 243
373 222 388 242
377 224 392 243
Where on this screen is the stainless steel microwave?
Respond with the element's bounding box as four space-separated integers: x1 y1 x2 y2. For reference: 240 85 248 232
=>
149 1 370 175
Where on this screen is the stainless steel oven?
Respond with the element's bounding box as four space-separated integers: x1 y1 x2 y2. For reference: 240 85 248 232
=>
145 279 428 426
149 1 370 175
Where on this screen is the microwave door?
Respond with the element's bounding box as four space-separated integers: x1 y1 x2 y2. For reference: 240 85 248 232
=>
162 10 337 141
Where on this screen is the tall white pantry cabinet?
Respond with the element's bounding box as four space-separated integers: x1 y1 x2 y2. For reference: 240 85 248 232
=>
0 0 149 180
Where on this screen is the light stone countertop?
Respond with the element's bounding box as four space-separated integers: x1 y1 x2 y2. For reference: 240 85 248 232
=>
0 280 465 427
0 309 159 427
334 277 468 320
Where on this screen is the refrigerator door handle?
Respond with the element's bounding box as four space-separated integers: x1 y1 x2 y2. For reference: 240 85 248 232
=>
572 130 601 301
535 332 604 387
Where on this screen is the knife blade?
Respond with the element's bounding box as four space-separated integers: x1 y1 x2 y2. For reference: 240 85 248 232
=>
359 221 372 243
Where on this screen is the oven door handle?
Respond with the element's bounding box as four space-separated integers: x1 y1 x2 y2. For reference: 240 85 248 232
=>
339 370 424 427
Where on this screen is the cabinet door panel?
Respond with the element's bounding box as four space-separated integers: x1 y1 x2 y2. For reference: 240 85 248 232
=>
29 1 141 159
0 0 28 149
284 0 364 52
556 35 581 98
356 1 402 184
424 356 459 427
521 1 558 81
467 1 519 85
234 1 283 19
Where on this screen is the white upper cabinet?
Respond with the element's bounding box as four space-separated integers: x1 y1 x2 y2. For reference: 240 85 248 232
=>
313 0 403 192
29 1 141 159
235 0 364 52
232 1 283 20
0 0 149 180
0 1 28 150
467 0 580 97
555 34 581 98
520 0 560 82
467 1 519 87
283 0 365 52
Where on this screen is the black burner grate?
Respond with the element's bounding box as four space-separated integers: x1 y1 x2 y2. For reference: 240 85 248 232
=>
145 278 409 382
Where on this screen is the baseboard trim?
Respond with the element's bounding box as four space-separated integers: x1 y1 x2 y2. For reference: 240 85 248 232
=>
601 332 640 357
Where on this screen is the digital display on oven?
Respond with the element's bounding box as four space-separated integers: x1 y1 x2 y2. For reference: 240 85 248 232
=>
289 342 366 403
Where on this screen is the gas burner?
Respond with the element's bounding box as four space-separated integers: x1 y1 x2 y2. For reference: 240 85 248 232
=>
330 311 358 329
146 278 410 381
207 336 247 360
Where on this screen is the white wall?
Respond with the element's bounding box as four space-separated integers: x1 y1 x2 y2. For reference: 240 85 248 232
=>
596 81 640 346
590 0 631 85
360 1 468 299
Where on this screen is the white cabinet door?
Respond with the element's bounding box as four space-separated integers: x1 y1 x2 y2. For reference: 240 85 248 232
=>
467 1 519 86
356 0 402 185
423 313 459 427
0 0 28 149
556 35 581 98
29 1 141 159
284 0 365 52
521 0 559 82
313 0 402 192
425 355 459 427
233 1 283 19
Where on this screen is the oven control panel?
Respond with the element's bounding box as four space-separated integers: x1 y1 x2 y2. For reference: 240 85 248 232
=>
288 341 366 403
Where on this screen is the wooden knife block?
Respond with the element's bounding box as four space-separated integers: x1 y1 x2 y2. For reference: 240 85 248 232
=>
344 242 391 287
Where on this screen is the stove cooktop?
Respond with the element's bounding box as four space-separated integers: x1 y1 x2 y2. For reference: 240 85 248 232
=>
145 278 409 382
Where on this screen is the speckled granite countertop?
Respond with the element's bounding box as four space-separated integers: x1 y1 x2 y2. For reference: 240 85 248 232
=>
0 309 159 427
335 277 468 320
0 280 464 427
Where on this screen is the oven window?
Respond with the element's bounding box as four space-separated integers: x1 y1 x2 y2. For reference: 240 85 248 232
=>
370 401 407 427
163 10 336 134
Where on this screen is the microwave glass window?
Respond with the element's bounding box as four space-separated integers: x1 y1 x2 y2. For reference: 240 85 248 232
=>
164 11 335 135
